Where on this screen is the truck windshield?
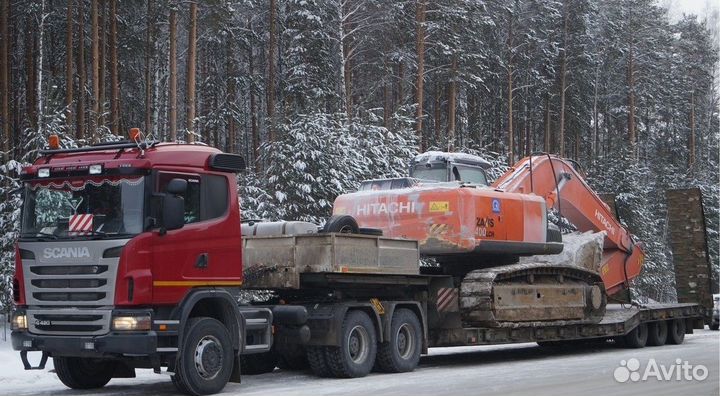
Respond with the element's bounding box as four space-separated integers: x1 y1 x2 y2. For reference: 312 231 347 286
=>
21 177 145 239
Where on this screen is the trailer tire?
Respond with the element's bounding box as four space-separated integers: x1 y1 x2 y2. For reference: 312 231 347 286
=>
325 310 377 378
240 351 278 375
173 317 235 396
666 319 686 345
307 347 333 377
376 308 422 373
647 321 668 346
322 215 359 234
623 322 648 348
54 357 115 389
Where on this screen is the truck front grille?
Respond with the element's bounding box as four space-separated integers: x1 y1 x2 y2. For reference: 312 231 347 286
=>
27 308 111 335
24 262 117 307
19 240 128 335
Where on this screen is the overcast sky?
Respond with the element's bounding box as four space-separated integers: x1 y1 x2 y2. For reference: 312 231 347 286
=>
665 0 719 24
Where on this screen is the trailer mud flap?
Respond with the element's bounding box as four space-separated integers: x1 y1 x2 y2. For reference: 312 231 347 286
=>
20 350 48 370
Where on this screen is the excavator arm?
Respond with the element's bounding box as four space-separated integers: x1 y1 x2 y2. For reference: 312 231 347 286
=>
492 155 645 295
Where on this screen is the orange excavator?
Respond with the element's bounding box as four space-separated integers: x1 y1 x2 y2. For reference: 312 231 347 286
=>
332 151 645 327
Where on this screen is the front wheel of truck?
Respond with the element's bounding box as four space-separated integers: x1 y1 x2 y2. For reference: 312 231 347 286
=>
173 317 235 396
54 357 116 389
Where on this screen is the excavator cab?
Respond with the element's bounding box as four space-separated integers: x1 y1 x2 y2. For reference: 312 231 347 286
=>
409 151 491 185
358 151 492 192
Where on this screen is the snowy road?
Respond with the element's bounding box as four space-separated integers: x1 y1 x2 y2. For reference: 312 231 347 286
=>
1 329 717 396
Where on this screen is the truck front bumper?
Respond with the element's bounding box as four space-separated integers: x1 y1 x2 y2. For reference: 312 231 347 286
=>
11 330 158 358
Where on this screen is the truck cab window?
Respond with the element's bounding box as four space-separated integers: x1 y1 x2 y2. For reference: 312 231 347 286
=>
157 173 201 224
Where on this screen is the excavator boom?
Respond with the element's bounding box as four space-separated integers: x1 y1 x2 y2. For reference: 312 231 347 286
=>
493 155 645 295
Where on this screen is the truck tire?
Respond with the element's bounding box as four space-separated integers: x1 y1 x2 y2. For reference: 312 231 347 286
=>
307 346 334 377
647 321 668 346
622 322 648 348
376 308 422 373
710 321 719 331
322 215 359 234
325 310 377 378
54 357 116 389
666 319 686 345
172 317 235 396
240 351 278 375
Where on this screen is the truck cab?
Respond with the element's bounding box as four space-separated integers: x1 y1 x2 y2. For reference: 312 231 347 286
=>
11 136 275 395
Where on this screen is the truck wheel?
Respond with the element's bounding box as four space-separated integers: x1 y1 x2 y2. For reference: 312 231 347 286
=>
307 346 333 377
173 317 234 396
54 357 116 389
322 215 359 234
647 321 668 346
240 351 278 375
376 308 422 373
666 319 686 345
325 310 377 378
623 322 648 348
710 322 719 331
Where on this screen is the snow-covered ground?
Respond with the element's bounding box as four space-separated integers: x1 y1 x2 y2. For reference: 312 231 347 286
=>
0 329 717 396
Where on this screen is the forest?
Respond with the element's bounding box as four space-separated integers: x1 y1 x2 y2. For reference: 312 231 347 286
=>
0 0 718 311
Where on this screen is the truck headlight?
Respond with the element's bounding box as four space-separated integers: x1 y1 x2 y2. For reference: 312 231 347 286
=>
11 313 27 330
112 314 151 331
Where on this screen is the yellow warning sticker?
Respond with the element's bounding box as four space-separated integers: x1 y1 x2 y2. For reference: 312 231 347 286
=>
429 201 450 212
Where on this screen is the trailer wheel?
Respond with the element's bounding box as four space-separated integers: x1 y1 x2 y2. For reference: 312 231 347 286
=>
325 310 377 378
666 319 686 345
376 308 422 373
647 321 668 346
240 351 278 375
54 357 116 389
173 317 234 396
623 322 648 348
307 346 333 377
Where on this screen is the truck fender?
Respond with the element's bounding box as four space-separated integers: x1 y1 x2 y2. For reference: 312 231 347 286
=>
305 302 383 347
379 301 428 354
172 289 242 353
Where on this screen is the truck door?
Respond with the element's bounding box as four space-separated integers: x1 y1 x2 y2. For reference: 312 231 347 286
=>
151 171 242 303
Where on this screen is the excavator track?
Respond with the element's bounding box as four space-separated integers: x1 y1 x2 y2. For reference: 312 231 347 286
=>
459 263 607 328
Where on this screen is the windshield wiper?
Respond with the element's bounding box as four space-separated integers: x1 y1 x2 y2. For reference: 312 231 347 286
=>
83 230 108 239
20 232 58 240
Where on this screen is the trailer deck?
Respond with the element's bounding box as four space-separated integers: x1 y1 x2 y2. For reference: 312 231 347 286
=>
429 303 702 347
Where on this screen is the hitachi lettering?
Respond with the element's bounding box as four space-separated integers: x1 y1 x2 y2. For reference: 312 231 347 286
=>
594 209 616 236
43 247 91 259
356 201 416 216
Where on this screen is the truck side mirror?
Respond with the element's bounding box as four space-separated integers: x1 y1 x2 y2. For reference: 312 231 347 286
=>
162 194 185 231
166 178 187 195
161 178 187 232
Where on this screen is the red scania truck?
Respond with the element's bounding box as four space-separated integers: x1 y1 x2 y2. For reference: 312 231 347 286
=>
11 135 707 395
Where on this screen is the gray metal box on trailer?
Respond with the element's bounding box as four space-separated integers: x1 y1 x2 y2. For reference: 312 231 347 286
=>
242 233 420 289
